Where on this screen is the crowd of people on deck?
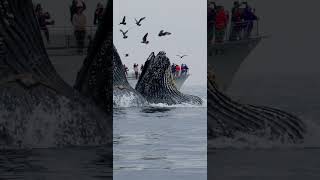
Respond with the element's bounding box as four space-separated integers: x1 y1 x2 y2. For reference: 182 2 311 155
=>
208 1 258 43
34 1 105 53
171 63 189 77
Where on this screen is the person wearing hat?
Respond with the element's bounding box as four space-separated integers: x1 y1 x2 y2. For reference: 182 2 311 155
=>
72 4 87 54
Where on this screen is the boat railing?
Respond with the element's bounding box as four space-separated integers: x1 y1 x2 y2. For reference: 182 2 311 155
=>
42 25 98 50
210 19 261 44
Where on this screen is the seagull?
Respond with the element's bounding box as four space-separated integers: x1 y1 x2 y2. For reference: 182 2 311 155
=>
135 17 146 26
141 33 149 44
176 54 188 59
120 16 126 25
120 29 129 39
158 30 172 37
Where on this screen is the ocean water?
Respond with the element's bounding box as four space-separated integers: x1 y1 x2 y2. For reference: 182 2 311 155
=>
0 147 112 180
113 84 207 180
209 72 320 180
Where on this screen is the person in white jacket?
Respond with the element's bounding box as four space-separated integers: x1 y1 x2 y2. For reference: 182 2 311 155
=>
72 4 87 54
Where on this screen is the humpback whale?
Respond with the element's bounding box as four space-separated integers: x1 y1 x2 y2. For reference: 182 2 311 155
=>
113 46 147 107
207 71 306 143
136 51 203 105
0 0 111 147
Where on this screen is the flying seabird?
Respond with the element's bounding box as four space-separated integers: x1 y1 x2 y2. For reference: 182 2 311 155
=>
120 29 129 39
158 30 172 37
120 16 126 25
176 54 188 59
141 33 149 44
135 17 146 26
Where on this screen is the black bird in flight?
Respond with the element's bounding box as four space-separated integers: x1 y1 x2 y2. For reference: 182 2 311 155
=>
176 54 188 59
120 16 126 25
141 33 149 44
120 29 129 39
135 17 146 26
158 30 172 37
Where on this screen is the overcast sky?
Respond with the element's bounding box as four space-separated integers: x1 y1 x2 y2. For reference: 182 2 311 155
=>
113 0 207 85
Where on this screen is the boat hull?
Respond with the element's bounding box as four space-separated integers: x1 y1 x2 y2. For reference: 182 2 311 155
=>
208 37 262 91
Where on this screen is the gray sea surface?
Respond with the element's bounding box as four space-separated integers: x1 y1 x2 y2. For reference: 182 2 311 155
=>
113 84 207 180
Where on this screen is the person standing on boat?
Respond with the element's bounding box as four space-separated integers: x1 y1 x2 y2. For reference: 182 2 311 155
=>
172 63 176 76
123 64 129 76
207 2 216 44
185 64 189 75
181 64 185 76
70 0 86 23
94 2 104 25
242 3 258 39
134 64 139 79
230 1 242 41
35 4 55 43
72 4 87 54
215 6 229 43
175 64 181 77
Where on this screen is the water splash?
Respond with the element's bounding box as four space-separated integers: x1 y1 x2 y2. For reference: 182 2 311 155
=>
149 98 207 108
113 92 147 108
0 97 111 149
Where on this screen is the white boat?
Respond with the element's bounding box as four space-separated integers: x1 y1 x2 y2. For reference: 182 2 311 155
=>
208 20 266 91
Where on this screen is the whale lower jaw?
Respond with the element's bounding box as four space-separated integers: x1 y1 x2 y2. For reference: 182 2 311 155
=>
208 75 306 143
143 90 202 106
144 85 203 106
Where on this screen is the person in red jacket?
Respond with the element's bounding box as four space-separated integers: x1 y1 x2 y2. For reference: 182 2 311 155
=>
175 64 181 77
215 6 229 43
